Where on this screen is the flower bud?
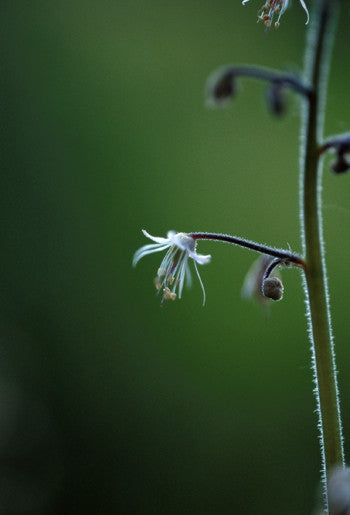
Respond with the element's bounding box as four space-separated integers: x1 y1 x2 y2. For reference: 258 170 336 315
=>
331 150 350 174
266 82 286 117
242 255 274 306
206 69 236 107
262 277 284 301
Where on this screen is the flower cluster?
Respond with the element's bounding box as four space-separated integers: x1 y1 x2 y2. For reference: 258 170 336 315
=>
133 230 211 305
242 0 309 29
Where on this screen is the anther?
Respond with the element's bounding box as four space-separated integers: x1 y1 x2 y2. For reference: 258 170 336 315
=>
163 287 176 301
154 277 162 291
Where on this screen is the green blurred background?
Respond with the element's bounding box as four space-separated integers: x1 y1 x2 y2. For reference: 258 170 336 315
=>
2 1 350 513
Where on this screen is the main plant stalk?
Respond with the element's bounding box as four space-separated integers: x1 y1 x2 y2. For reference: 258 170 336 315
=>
301 0 344 507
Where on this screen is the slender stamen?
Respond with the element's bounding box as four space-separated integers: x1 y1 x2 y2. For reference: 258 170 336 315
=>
193 261 206 306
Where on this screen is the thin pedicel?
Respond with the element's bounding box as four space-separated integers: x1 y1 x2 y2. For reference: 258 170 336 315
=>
207 65 312 109
133 230 305 306
190 232 305 269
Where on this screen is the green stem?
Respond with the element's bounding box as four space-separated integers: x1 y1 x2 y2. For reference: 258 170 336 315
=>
301 0 344 507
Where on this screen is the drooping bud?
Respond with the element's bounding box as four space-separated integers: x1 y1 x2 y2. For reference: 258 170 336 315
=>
331 149 350 174
242 255 275 306
266 82 287 117
262 277 284 301
206 68 236 107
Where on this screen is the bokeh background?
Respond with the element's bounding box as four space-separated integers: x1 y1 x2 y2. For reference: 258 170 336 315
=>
2 1 350 513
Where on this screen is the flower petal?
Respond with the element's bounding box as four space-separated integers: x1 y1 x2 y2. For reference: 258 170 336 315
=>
132 244 170 266
166 230 177 240
299 0 309 24
189 251 211 265
142 229 170 244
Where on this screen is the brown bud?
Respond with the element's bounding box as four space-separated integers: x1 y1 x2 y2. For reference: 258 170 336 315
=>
206 69 236 107
331 151 350 174
266 82 286 117
262 277 284 301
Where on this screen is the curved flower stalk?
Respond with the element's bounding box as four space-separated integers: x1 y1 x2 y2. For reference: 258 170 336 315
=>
242 0 309 29
133 230 305 306
133 230 211 305
206 64 311 109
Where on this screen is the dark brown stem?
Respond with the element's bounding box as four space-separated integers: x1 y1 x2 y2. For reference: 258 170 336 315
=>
189 232 305 269
209 65 312 98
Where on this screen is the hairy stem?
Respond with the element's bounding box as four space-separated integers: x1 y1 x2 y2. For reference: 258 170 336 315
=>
209 65 311 96
190 231 305 268
301 0 344 507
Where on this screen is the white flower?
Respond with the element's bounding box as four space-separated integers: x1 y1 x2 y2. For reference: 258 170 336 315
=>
242 0 309 29
133 230 211 305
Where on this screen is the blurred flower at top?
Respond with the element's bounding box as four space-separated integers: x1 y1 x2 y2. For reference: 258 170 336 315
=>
242 0 309 29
